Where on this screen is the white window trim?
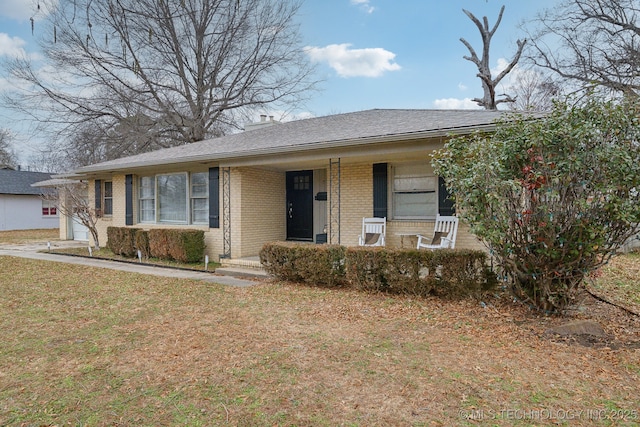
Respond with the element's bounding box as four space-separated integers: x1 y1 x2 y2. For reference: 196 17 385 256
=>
138 172 208 225
391 162 438 221
157 172 189 224
41 199 58 217
189 172 209 225
138 176 156 224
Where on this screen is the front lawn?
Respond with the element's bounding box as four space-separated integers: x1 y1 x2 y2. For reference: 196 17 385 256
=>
0 228 59 244
0 255 638 426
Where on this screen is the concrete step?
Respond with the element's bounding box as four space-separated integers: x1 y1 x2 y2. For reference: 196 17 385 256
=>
215 266 269 279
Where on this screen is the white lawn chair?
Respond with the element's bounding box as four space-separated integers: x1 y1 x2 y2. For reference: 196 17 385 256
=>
417 215 459 249
358 217 386 246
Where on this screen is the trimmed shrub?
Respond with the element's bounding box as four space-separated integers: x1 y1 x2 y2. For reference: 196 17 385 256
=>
260 242 346 287
107 226 140 257
170 229 206 263
134 229 150 259
148 229 171 260
261 242 496 298
148 229 206 263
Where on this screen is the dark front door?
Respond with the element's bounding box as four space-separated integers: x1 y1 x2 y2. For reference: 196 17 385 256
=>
286 170 313 241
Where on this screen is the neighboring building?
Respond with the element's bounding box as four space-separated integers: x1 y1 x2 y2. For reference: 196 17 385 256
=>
57 109 511 261
0 167 58 231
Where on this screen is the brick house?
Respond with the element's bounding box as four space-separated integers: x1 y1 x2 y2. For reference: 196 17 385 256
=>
57 109 508 262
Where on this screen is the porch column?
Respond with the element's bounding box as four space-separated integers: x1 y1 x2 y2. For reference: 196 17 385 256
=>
329 158 341 244
221 167 231 259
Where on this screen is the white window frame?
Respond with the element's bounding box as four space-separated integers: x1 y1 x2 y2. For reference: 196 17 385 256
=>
190 172 209 224
138 172 208 225
42 199 58 217
157 173 188 224
391 162 438 220
138 176 156 223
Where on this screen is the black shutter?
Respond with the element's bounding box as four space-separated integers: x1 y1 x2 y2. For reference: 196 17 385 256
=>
373 163 387 218
438 176 455 216
125 174 133 225
209 167 220 228
95 180 102 214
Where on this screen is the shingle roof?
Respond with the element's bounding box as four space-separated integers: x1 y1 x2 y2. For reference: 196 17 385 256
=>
75 108 512 173
0 169 53 195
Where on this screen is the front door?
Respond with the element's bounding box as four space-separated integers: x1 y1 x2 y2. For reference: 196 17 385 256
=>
286 170 313 241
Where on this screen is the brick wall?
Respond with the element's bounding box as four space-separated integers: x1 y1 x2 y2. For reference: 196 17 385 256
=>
337 162 373 246
230 167 285 258
337 162 486 252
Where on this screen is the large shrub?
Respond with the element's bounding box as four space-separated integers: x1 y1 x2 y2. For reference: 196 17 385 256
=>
433 99 640 311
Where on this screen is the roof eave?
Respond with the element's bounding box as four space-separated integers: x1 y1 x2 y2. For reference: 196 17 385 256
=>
72 122 497 176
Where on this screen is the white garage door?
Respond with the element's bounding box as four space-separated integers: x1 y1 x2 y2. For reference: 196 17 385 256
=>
72 217 89 241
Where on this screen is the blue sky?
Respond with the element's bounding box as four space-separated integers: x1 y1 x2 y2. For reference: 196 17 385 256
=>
0 0 558 165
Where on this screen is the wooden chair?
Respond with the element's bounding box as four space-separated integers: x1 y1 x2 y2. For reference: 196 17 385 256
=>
417 215 459 249
358 217 386 246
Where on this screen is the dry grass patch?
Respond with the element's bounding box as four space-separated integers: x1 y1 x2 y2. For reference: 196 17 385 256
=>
589 252 640 315
0 255 639 426
0 228 59 244
50 246 219 272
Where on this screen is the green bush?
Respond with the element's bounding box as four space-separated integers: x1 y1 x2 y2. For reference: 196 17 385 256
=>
106 226 140 257
260 242 346 287
260 242 496 298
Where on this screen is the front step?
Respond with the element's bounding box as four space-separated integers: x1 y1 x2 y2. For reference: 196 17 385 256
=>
217 256 268 278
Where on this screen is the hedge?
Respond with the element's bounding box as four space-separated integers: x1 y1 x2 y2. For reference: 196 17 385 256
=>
107 227 206 263
259 242 346 287
260 242 496 298
107 226 140 257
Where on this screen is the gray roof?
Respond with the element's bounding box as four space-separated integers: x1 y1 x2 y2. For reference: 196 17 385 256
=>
75 108 512 174
0 169 53 195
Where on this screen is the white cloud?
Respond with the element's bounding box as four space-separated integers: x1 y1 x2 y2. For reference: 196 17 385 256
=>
0 33 27 57
432 98 481 110
350 0 375 14
458 82 468 91
305 43 401 78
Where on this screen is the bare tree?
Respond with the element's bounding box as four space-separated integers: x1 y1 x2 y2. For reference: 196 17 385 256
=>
507 68 561 111
42 181 101 247
460 5 527 109
4 0 317 166
525 0 640 97
0 129 18 168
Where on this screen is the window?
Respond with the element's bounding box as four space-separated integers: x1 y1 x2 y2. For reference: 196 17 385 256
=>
138 172 208 224
190 172 209 224
103 181 113 216
42 199 57 216
158 173 187 223
392 163 437 219
139 176 155 222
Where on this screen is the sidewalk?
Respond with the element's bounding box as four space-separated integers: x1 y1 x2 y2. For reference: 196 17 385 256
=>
0 241 266 288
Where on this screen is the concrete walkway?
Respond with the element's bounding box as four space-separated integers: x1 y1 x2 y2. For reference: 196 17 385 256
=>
0 241 266 287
